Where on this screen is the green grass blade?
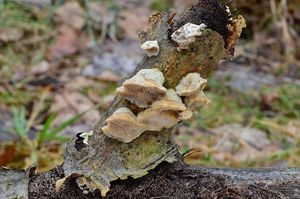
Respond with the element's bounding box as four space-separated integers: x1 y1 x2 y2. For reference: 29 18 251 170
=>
39 111 87 144
38 113 56 145
12 107 27 139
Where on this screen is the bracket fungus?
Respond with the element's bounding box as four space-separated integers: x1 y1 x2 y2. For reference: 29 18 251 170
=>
117 68 167 108
171 22 207 50
175 73 207 97
176 73 211 110
137 89 192 131
140 40 160 57
102 107 145 143
184 91 211 110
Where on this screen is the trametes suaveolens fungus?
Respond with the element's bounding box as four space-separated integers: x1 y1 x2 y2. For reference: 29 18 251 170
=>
102 107 145 143
185 91 211 110
105 70 211 143
140 40 160 57
116 68 167 108
138 89 193 131
176 73 211 110
175 73 207 96
171 22 207 50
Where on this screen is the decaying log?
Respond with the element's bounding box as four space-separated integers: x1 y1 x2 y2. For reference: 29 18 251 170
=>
27 162 300 198
62 0 243 196
1 0 299 199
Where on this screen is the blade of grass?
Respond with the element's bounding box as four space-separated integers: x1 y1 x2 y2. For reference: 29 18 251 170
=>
38 113 56 146
38 110 88 145
26 88 49 133
12 107 27 139
47 111 86 136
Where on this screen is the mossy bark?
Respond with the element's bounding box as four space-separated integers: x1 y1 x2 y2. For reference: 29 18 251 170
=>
58 0 281 197
62 1 237 196
3 1 299 199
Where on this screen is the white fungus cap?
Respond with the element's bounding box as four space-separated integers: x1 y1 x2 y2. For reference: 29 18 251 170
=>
140 40 160 57
117 68 167 108
102 107 145 143
175 73 207 96
171 23 207 50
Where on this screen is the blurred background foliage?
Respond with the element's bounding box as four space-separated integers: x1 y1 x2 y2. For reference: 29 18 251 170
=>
0 0 299 171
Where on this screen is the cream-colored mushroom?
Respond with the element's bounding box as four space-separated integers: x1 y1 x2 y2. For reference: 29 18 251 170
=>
179 109 193 120
140 40 160 57
102 107 145 143
171 23 207 50
175 73 207 96
138 89 192 131
184 91 211 110
165 89 193 120
117 68 167 108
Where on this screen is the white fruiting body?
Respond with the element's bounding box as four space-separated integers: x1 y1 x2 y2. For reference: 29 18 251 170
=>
117 68 167 108
102 108 145 143
104 70 210 143
171 23 207 50
175 73 207 96
140 40 160 57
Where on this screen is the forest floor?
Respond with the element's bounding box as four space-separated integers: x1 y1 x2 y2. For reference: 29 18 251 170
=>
0 0 299 172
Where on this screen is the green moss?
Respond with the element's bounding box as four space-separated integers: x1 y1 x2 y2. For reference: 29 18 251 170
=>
124 130 174 169
150 0 172 12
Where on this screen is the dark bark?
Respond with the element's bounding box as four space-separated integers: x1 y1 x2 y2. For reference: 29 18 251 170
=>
28 162 300 199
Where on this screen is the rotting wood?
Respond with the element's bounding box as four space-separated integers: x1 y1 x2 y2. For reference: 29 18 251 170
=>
62 0 243 196
27 162 300 198
1 0 299 199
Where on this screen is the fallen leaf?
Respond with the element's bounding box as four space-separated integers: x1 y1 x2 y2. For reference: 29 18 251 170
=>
50 91 99 127
211 124 278 163
31 61 50 75
0 28 24 42
55 1 85 30
12 0 51 8
0 143 15 166
87 2 116 30
118 8 150 40
47 25 79 61
98 70 121 82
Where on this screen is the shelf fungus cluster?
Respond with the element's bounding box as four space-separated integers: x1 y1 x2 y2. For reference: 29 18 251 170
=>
102 69 210 143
